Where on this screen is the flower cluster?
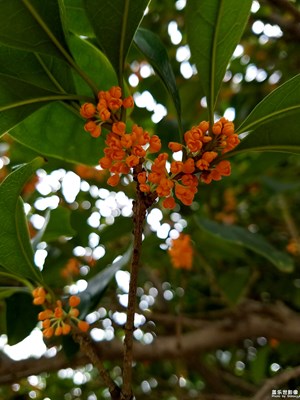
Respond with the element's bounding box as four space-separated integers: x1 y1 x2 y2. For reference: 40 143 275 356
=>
168 234 193 270
138 117 239 208
99 122 161 187
80 86 134 138
32 289 89 338
61 257 80 279
80 87 240 209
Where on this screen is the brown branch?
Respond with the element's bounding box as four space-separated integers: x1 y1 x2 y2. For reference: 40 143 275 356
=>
121 177 157 399
72 329 121 400
253 365 300 400
121 192 147 399
1 301 300 386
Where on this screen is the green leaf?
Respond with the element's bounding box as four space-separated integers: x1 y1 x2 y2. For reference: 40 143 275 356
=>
0 157 44 282
68 34 118 96
0 0 69 60
84 0 149 78
6 292 39 345
79 246 132 317
217 267 251 304
9 102 103 166
186 0 252 119
0 48 75 93
100 217 133 245
250 346 270 384
232 75 300 155
64 0 95 37
232 110 300 155
196 218 294 272
134 28 182 128
237 74 300 134
42 207 76 242
0 73 83 136
0 287 28 301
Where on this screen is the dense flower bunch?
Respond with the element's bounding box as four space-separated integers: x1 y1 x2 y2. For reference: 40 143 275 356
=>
80 87 240 209
141 117 240 208
32 288 89 338
168 233 193 270
99 121 161 187
80 86 134 138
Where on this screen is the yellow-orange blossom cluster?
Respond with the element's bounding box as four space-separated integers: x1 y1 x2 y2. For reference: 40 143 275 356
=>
80 86 240 270
32 287 89 338
80 86 240 209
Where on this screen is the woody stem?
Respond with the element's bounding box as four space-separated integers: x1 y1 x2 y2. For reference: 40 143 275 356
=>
72 329 121 400
121 182 156 399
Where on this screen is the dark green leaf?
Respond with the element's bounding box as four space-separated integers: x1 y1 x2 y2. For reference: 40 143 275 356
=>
0 157 44 282
62 335 80 360
232 75 300 155
0 0 69 59
232 110 300 155
0 287 28 301
134 28 181 126
186 0 252 117
261 177 300 193
42 207 76 242
79 246 132 317
100 217 133 245
196 218 294 272
68 34 118 96
0 48 75 93
0 73 81 136
64 0 95 37
84 0 149 78
9 102 103 166
6 292 39 345
217 267 251 304
237 74 300 134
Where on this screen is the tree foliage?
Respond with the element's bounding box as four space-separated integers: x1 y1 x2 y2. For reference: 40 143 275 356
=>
1 0 300 399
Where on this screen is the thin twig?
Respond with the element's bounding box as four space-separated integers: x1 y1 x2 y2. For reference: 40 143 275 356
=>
72 329 121 400
253 365 300 400
121 180 156 399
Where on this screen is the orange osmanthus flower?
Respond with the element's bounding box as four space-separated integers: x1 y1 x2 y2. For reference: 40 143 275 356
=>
169 234 193 270
34 292 89 338
80 86 240 209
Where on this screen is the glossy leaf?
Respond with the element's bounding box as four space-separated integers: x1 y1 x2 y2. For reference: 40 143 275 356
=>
6 292 40 345
84 0 149 78
0 158 44 282
42 207 76 242
64 0 95 37
196 218 294 272
79 246 132 317
68 34 118 96
0 74 82 136
232 75 300 155
237 74 300 134
0 0 68 60
186 0 252 118
232 110 300 155
134 28 181 125
9 102 103 166
0 287 28 301
0 48 75 93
